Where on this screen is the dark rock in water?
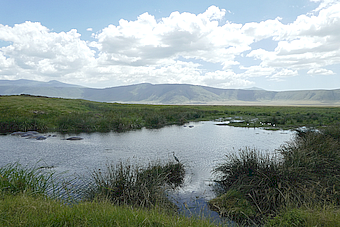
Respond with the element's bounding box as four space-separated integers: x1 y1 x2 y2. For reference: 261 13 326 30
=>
66 136 83 140
36 136 47 140
27 131 39 134
11 131 49 140
11 131 39 137
11 131 25 136
25 135 38 139
21 131 39 137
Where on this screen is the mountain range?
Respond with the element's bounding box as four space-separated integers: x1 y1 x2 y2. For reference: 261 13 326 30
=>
1 79 339 106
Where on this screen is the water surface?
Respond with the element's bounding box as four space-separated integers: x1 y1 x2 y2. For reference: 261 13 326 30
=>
0 121 294 220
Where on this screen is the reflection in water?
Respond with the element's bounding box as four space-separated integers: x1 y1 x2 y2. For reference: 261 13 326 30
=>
0 121 294 222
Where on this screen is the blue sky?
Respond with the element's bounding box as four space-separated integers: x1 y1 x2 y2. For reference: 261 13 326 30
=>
0 0 339 91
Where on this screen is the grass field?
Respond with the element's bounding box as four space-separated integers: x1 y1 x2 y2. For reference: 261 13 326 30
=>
1 94 339 133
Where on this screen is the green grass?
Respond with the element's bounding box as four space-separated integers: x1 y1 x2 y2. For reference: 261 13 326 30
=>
1 95 340 133
0 162 55 195
0 160 221 226
85 160 185 210
211 124 340 225
266 206 340 227
0 193 220 227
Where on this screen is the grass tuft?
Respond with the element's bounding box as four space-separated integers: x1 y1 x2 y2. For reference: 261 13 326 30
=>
0 162 55 195
211 124 340 225
84 160 185 211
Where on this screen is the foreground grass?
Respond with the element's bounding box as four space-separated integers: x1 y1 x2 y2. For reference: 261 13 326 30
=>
1 95 340 133
266 206 340 227
0 162 55 195
0 193 219 227
0 160 220 226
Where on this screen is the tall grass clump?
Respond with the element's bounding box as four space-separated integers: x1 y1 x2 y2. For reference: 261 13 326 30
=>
279 124 340 205
210 148 282 224
85 160 185 211
211 124 340 225
0 162 54 195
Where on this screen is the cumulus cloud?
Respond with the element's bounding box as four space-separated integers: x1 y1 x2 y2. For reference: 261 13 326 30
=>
307 68 335 75
0 21 95 82
203 70 254 88
0 2 339 89
246 2 340 80
310 0 339 11
93 6 249 67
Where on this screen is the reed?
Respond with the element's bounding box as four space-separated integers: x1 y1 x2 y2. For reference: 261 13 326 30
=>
84 160 185 210
0 162 55 195
211 125 340 225
211 148 282 224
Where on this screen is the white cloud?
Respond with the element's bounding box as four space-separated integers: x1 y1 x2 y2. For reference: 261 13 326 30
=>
202 70 254 88
0 21 95 82
310 0 339 11
307 68 335 75
86 28 93 31
246 2 340 80
240 65 276 77
0 2 339 89
270 69 298 81
93 6 253 68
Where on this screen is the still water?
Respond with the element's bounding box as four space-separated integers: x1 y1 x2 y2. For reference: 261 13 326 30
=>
0 121 294 220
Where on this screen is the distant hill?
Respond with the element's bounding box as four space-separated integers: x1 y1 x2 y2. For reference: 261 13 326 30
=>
0 79 339 106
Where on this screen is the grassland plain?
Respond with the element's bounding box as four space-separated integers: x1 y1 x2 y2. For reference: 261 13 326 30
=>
1 94 340 133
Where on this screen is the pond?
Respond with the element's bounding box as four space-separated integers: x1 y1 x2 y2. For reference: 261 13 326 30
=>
0 121 294 222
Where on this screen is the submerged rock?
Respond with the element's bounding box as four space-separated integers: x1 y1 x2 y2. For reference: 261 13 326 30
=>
11 131 49 140
36 136 48 140
11 131 25 136
66 136 83 140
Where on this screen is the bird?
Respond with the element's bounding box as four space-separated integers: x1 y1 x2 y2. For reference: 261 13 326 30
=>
172 152 180 163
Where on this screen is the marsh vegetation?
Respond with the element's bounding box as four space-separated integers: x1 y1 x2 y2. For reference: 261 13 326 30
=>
1 95 339 133
0 159 220 226
210 124 340 226
1 95 340 225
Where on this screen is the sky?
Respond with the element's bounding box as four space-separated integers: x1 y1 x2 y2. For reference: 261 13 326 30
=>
0 0 339 91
